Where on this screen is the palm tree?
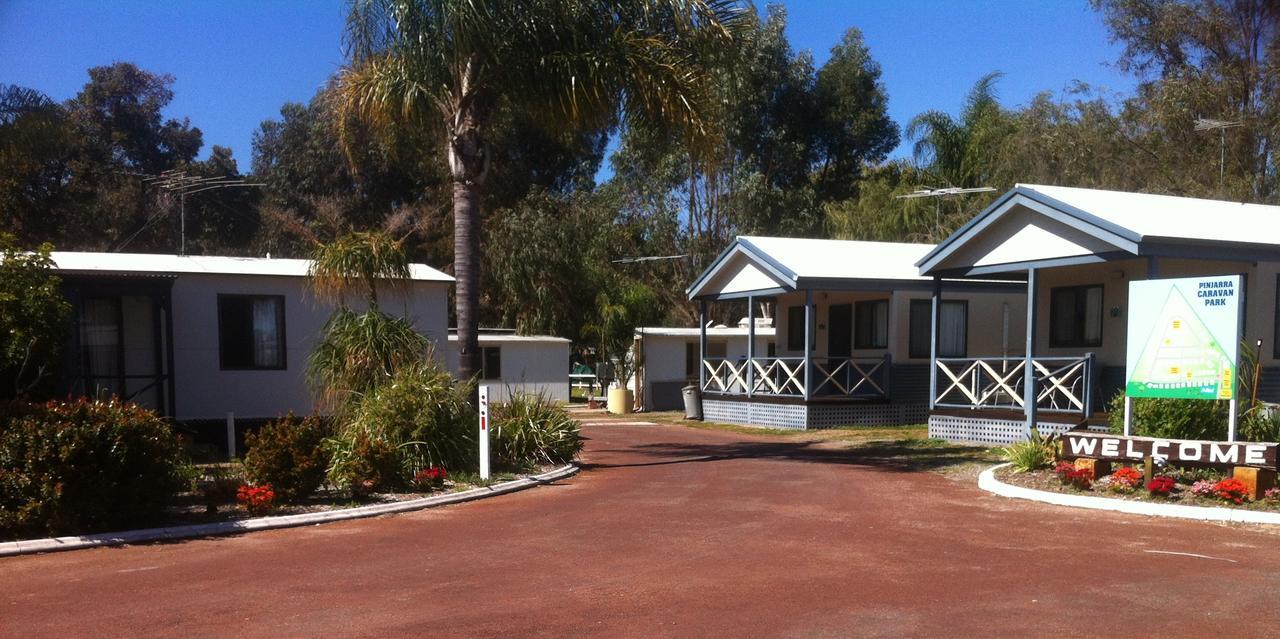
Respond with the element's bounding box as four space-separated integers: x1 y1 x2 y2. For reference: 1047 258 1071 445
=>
906 71 1008 189
334 0 741 387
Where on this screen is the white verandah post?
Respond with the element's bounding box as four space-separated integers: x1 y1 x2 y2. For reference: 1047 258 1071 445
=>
746 295 755 397
1023 267 1039 437
803 290 814 400
929 277 941 410
699 300 707 393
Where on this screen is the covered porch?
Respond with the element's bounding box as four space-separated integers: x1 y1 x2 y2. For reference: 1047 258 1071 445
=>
918 184 1280 444
688 236 1022 429
58 274 176 417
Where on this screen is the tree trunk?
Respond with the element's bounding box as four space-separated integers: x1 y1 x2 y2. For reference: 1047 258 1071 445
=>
453 178 482 385
448 91 489 392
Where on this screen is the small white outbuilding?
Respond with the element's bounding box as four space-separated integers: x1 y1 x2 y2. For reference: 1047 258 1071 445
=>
444 331 571 402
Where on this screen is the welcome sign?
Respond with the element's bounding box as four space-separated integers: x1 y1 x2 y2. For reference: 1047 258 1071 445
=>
1063 431 1277 470
1125 275 1241 400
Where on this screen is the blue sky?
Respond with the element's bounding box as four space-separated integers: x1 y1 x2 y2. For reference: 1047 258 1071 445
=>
0 0 1136 176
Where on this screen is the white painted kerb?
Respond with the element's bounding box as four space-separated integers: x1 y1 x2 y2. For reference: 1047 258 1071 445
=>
979 463 1280 525
0 464 578 558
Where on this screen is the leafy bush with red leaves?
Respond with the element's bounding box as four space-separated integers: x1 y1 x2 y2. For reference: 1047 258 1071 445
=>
0 398 189 538
242 413 330 502
1146 476 1176 497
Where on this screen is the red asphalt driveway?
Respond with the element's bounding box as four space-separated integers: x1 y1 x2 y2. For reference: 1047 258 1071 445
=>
3 417 1280 637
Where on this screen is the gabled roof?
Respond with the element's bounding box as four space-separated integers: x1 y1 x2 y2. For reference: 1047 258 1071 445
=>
917 184 1280 277
687 236 1018 300
51 251 454 283
686 236 936 300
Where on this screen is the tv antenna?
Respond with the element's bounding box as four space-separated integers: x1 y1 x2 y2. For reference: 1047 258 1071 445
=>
1194 118 1242 192
895 186 996 239
134 169 265 255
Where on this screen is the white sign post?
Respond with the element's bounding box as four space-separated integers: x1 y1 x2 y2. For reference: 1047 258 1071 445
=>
478 385 490 480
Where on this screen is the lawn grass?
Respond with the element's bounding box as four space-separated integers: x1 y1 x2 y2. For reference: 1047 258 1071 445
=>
638 410 1000 479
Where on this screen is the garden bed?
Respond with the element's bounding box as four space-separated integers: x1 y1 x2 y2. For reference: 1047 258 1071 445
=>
994 464 1280 512
0 466 550 543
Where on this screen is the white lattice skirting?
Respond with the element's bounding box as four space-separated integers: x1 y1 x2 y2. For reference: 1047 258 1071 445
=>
702 399 928 430
928 414 1110 446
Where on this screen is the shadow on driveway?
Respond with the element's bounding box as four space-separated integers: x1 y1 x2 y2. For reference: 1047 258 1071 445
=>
581 437 992 474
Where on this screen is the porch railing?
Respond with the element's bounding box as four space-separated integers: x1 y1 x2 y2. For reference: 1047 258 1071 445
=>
702 356 891 400
933 354 1095 415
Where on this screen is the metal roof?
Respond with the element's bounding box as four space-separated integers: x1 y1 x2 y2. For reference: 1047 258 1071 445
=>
636 326 777 338
687 236 1022 299
918 184 1280 276
50 251 454 283
447 334 571 344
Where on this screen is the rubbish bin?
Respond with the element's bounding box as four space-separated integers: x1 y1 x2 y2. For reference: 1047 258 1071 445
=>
682 385 703 420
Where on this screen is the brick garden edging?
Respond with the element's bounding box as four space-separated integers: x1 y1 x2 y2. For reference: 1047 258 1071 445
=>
978 463 1280 525
0 464 579 558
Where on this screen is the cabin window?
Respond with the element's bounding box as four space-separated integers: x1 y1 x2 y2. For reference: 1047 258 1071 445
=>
218 295 285 370
909 299 967 359
786 305 806 351
1050 284 1103 348
79 296 123 395
854 299 889 349
481 346 502 380
1274 275 1280 359
828 304 853 357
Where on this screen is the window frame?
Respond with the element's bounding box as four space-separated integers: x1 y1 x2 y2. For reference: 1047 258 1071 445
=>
853 299 890 350
786 305 805 351
908 299 968 359
217 294 287 371
1274 275 1280 359
481 345 502 380
1048 284 1104 348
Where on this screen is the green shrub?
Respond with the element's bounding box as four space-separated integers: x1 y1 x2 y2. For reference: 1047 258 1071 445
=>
242 414 331 502
0 398 189 538
324 429 404 497
491 392 583 470
999 429 1056 472
343 362 476 473
1106 392 1229 441
1240 405 1280 443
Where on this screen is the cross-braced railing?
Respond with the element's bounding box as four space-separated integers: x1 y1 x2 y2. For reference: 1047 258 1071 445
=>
702 358 751 394
702 356 890 399
812 356 890 399
933 354 1094 415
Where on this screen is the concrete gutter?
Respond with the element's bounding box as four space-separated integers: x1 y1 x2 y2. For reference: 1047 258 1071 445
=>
979 463 1280 526
0 464 578 558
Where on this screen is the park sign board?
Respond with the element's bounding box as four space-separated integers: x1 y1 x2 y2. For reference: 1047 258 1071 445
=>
1063 431 1278 471
1125 275 1240 401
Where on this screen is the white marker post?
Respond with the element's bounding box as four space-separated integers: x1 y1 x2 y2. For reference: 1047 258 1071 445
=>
478 385 490 480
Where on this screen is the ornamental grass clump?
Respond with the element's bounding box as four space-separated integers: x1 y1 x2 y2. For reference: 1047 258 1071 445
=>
490 392 583 470
1000 431 1056 473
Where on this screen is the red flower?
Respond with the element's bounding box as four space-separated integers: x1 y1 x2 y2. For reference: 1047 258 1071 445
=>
236 484 276 515
1146 476 1176 496
1213 478 1250 505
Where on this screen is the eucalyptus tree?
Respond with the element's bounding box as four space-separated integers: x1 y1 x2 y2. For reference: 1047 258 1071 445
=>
334 0 741 386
